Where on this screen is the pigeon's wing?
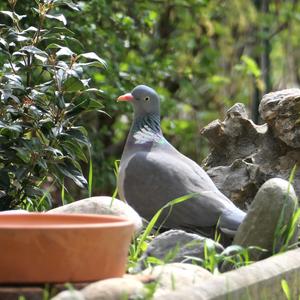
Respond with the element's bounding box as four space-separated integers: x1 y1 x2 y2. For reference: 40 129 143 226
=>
121 149 234 229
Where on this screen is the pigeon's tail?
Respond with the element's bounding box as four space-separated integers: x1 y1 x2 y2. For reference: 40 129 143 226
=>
219 208 246 237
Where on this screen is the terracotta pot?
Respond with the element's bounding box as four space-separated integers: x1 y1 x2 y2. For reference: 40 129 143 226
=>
0 213 134 283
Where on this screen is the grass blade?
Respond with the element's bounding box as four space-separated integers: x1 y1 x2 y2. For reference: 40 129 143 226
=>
110 160 120 207
132 193 196 261
88 153 93 198
61 179 65 205
281 279 291 300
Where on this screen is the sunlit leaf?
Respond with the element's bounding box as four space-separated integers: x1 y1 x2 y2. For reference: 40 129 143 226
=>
53 0 80 11
19 45 48 57
0 11 26 22
78 52 107 68
45 14 67 25
56 46 75 57
0 38 8 49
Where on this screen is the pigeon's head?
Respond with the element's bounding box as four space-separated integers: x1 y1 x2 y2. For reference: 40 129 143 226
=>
117 85 160 116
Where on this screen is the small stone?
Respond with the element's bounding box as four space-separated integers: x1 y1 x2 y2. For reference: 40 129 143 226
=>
81 277 145 300
51 290 84 300
47 196 143 233
142 263 212 299
137 230 223 270
233 178 299 261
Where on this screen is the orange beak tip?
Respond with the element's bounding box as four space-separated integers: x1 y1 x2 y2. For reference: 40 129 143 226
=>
117 93 134 102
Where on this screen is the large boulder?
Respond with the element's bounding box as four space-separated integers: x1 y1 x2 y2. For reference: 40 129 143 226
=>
201 89 300 208
47 196 143 233
233 178 299 261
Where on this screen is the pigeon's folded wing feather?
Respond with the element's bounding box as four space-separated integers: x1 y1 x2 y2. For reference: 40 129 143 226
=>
122 150 237 228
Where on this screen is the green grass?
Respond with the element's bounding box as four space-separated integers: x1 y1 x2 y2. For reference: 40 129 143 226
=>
131 194 197 262
110 159 120 208
88 149 93 198
273 165 300 254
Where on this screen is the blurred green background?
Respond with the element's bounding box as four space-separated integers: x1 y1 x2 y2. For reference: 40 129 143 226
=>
1 0 299 200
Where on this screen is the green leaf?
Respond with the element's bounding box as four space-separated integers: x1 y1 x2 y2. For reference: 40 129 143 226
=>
4 74 24 90
87 98 104 110
61 140 87 162
22 26 39 33
45 14 67 25
64 36 84 49
25 186 44 198
11 147 31 163
19 45 48 57
50 27 75 36
78 52 107 68
46 43 63 50
0 170 10 191
0 124 22 138
13 35 30 42
53 91 65 109
241 55 261 78
56 46 75 57
14 166 28 181
63 77 84 92
53 0 80 11
64 126 90 146
0 38 8 49
56 161 87 188
0 11 26 22
82 88 104 95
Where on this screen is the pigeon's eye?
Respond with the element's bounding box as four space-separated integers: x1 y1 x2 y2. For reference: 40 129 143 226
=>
144 96 150 101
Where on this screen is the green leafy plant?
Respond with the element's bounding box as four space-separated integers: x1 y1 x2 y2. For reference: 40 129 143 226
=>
0 0 105 210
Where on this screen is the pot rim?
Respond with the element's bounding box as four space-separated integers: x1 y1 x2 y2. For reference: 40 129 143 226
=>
0 212 134 229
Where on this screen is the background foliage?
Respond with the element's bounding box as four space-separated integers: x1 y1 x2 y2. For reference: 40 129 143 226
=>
1 0 300 206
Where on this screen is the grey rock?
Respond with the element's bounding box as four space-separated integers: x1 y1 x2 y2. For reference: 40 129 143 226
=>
51 290 84 300
81 277 145 300
201 103 268 168
201 96 300 208
152 248 300 300
259 88 300 148
137 230 224 270
206 159 266 209
233 178 299 261
142 263 212 299
47 196 143 233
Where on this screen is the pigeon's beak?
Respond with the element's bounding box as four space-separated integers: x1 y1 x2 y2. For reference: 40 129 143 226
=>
117 93 134 102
